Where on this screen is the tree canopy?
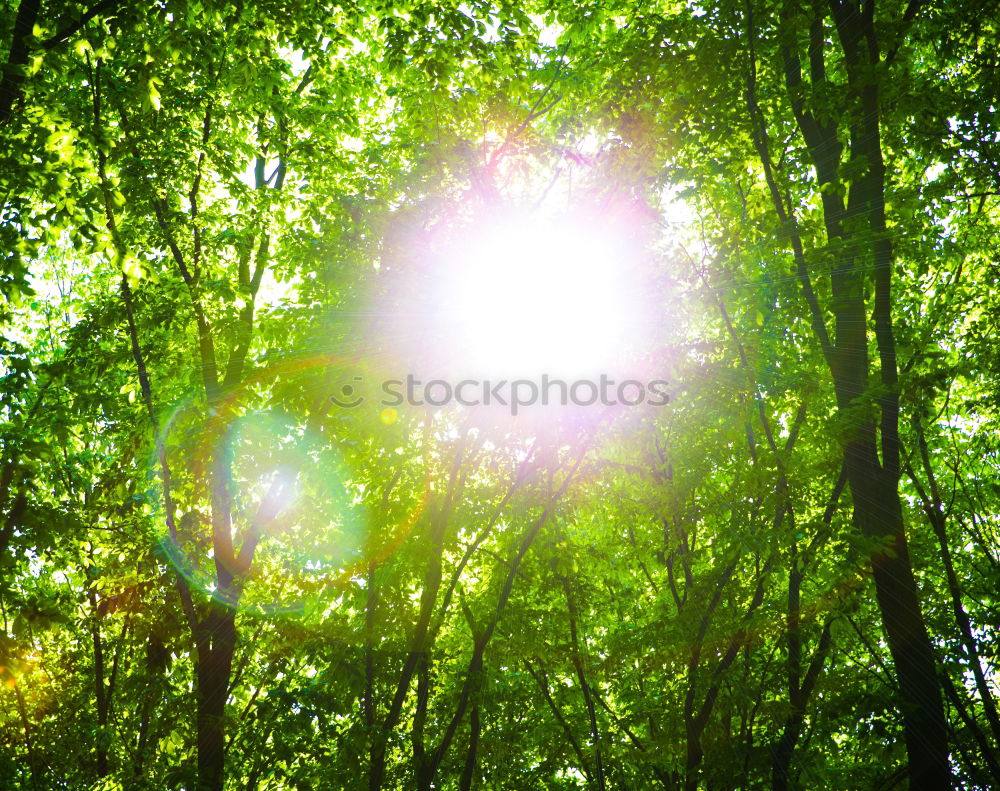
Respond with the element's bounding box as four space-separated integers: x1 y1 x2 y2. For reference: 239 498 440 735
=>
1 1 999 790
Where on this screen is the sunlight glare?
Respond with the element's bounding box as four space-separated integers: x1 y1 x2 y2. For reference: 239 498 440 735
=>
432 213 642 379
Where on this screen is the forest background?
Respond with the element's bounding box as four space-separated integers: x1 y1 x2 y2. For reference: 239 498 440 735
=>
1 1 999 790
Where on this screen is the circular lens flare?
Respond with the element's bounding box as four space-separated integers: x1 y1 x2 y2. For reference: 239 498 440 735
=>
144 356 429 619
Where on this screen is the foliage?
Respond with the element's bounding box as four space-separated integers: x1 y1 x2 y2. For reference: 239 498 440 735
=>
1 1 999 790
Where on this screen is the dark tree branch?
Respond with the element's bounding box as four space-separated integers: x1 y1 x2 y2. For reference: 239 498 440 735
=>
0 0 41 125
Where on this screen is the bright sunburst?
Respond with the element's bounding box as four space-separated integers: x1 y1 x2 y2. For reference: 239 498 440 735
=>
419 209 648 381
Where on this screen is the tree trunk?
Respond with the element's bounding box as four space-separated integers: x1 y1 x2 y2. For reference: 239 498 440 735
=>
563 577 606 791
457 699 481 791
0 0 40 125
195 603 238 791
745 3 952 785
87 557 110 777
827 3 950 785
856 470 949 788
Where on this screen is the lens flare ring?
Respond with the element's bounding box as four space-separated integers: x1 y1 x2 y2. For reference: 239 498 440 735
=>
144 354 430 618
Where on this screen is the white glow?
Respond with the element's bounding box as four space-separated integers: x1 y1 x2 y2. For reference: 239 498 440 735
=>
431 214 642 379
254 466 299 524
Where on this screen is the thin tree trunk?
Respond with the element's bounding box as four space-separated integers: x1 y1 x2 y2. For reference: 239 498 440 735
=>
370 435 493 791
14 681 40 791
86 552 110 777
524 658 593 782
132 670 160 786
368 469 458 791
562 576 606 791
195 602 238 791
910 418 1000 747
941 673 1000 784
413 651 433 791
418 445 592 790
457 699 481 791
770 470 844 789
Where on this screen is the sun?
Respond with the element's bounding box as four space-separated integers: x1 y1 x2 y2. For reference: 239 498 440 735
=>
423 209 647 381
